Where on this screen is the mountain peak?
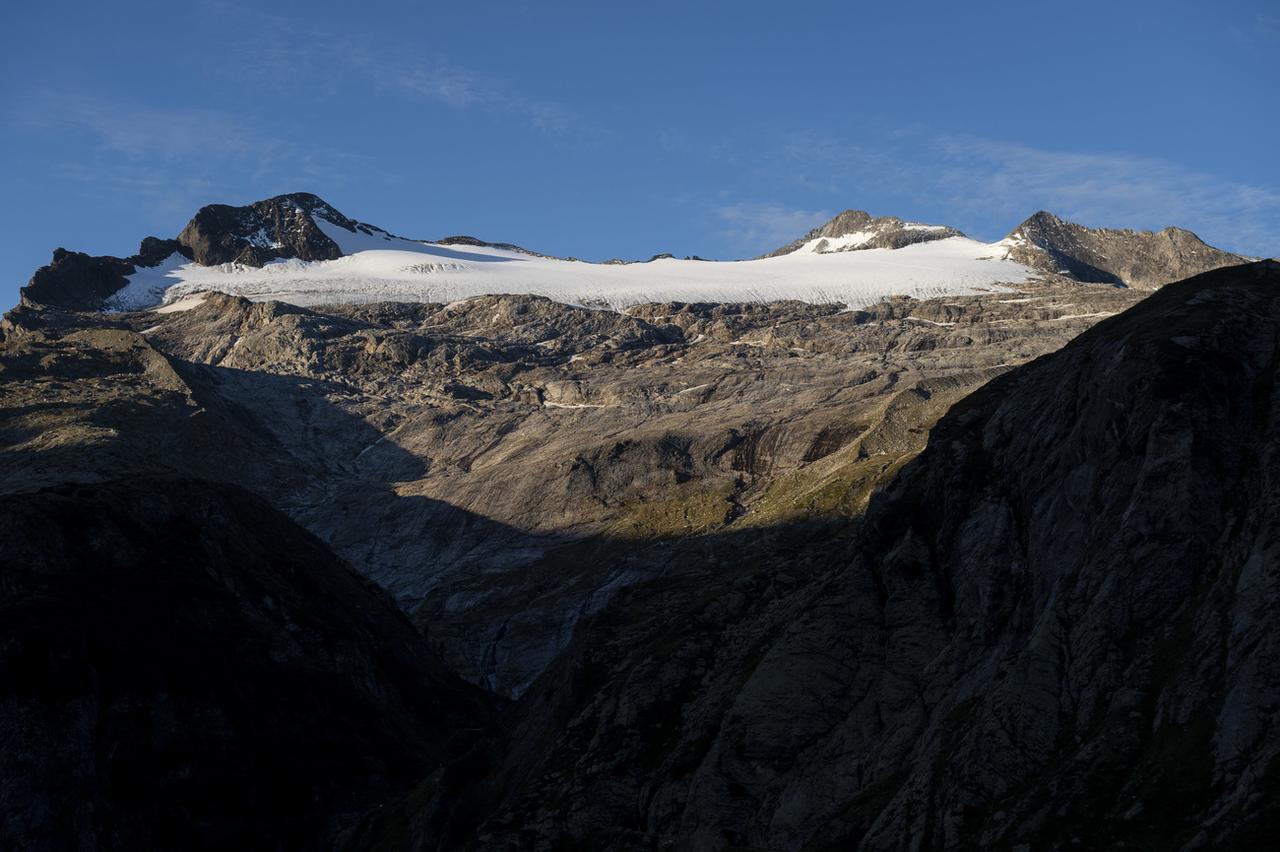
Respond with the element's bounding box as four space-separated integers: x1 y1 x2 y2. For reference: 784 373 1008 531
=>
1005 211 1247 289
177 192 368 267
765 209 963 257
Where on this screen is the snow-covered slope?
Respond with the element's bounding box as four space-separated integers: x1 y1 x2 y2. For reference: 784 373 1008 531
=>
107 211 1032 312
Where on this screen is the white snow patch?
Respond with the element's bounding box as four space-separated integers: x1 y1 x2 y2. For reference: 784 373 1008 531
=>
104 253 192 312
802 231 874 253
1052 311 1116 321
153 293 209 313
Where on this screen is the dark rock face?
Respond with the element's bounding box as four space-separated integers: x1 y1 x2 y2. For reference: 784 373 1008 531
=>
20 238 190 310
766 209 963 257
1005 210 1248 289
448 261 1280 850
18 193 381 310
176 191 359 266
0 476 493 852
20 247 134 309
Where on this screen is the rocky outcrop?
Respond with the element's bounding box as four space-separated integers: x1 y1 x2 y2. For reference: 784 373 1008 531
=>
1004 210 1249 289
17 193 380 310
175 191 360 266
0 476 494 851
766 210 963 257
20 238 189 310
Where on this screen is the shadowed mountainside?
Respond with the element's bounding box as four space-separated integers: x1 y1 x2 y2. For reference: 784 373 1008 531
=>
0 477 495 851
2 249 1277 849
403 261 1280 850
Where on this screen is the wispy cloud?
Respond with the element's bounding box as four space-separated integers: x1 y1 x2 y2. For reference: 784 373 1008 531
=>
396 63 483 108
17 95 276 161
7 90 393 232
713 202 831 254
932 134 1280 252
199 1 581 134
1228 12 1280 45
776 128 1280 255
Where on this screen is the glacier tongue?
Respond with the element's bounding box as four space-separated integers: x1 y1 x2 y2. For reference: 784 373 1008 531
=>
116 212 1034 312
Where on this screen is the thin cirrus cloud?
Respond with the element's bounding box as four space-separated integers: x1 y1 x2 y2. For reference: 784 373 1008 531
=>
776 129 1279 255
199 1 578 134
391 64 574 132
360 49 573 131
932 134 1280 254
16 94 275 161
8 92 392 224
713 202 832 255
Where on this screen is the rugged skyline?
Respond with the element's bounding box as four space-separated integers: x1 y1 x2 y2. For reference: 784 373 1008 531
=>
3 1 1278 307
15 192 1252 315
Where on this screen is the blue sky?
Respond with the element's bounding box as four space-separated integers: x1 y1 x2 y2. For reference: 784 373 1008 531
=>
2 0 1277 308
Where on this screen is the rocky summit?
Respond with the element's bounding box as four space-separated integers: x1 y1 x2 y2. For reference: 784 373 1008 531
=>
1 191 1276 852
1002 210 1249 289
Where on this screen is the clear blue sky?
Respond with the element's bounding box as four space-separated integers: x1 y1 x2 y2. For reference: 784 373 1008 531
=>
2 0 1277 308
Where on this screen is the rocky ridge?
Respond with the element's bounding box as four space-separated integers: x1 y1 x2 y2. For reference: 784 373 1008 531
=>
15 194 1251 312
1003 210 1248 289
0 476 493 851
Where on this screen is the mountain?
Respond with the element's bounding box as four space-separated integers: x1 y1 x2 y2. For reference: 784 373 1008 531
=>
20 237 189 311
175 191 375 266
1003 210 1249 289
16 194 1247 315
763 209 964 257
2 187 1274 850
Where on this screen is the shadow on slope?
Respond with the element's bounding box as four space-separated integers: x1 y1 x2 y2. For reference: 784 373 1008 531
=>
0 476 496 852
6 264 1280 851
381 261 1280 852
